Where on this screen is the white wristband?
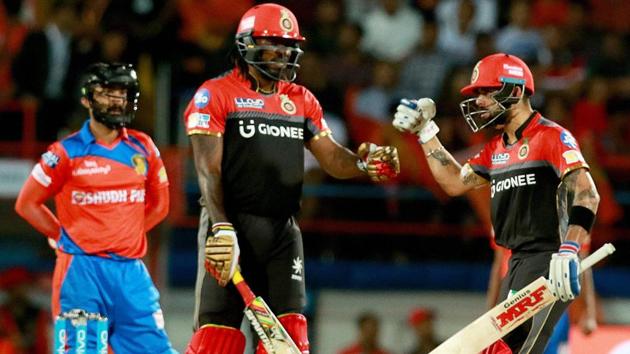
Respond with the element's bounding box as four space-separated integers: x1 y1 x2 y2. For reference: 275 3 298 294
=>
418 120 440 144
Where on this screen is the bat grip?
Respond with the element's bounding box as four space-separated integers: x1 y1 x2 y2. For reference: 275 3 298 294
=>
579 242 615 273
232 270 256 306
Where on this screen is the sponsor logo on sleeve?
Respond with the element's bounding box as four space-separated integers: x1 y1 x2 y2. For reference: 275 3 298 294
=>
562 150 585 164
187 112 211 129
194 88 210 109
42 151 60 168
291 257 303 281
158 166 168 183
560 131 577 149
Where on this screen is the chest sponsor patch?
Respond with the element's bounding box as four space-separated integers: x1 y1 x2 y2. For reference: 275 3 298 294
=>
491 173 537 198
492 153 510 165
234 97 265 109
71 189 145 205
72 160 112 176
238 119 304 140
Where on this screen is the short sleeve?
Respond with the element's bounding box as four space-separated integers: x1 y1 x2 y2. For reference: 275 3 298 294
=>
30 142 70 193
184 83 227 136
144 137 169 191
466 144 492 181
302 88 331 141
547 129 589 178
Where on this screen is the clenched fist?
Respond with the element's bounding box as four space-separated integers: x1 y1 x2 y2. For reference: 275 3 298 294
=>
205 222 240 287
393 98 439 144
357 142 400 182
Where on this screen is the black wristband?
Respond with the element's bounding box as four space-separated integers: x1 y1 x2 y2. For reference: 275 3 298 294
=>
568 205 596 233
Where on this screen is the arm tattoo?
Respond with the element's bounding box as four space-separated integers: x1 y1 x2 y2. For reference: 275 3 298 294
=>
462 173 480 186
430 150 453 167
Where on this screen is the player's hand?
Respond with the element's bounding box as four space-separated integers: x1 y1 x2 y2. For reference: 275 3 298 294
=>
393 98 439 144
205 222 240 287
548 241 581 302
579 313 597 335
357 142 400 182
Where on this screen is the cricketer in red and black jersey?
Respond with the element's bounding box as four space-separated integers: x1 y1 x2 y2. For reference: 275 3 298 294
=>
468 111 589 252
184 69 330 217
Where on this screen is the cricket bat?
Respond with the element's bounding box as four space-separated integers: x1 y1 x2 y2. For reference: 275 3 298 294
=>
232 270 301 354
430 243 616 354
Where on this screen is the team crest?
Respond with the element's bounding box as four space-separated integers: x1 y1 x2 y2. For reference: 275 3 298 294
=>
131 154 147 175
279 94 297 115
279 9 294 32
518 141 529 160
471 61 480 83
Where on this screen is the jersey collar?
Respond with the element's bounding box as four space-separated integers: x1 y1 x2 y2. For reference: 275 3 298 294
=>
502 111 539 145
77 119 129 144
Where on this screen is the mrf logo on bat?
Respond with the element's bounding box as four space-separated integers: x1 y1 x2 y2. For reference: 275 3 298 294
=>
491 284 549 330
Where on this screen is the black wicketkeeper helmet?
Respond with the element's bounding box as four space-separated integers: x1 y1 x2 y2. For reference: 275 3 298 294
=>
81 63 139 129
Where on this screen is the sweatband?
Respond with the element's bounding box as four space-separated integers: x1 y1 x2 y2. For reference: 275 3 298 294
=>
568 205 595 233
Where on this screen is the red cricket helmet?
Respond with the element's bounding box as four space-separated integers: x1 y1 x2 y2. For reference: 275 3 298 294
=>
235 3 305 82
459 53 534 132
461 53 534 96
236 3 305 41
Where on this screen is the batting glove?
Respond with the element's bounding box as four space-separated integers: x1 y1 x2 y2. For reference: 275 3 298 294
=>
357 142 400 182
393 98 439 144
548 241 581 302
205 222 240 287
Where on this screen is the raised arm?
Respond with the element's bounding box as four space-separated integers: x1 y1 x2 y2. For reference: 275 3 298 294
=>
393 98 487 196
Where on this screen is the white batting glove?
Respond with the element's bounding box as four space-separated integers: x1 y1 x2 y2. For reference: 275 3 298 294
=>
393 98 439 144
205 222 240 287
548 241 581 302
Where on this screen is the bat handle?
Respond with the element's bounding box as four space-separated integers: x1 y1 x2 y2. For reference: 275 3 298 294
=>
232 270 256 306
579 243 615 273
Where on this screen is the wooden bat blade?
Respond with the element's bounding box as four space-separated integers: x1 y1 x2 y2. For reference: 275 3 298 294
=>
430 243 615 354
232 270 301 354
244 296 301 354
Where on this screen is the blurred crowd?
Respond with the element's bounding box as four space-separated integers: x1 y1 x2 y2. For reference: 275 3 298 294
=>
1 0 629 222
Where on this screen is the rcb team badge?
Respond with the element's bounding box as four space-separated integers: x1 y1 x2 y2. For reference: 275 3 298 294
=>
131 154 147 175
279 9 294 32
280 94 297 115
518 141 529 160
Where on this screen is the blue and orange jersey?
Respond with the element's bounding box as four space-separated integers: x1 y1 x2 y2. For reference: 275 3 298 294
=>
466 112 589 252
30 120 169 259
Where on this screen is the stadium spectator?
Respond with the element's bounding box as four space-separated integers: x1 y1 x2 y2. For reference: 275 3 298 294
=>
12 0 79 141
407 307 440 354
359 0 424 62
494 0 549 65
337 312 392 354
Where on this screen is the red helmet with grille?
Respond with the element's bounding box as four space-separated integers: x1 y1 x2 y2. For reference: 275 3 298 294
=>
235 3 305 82
236 3 305 41
460 53 534 96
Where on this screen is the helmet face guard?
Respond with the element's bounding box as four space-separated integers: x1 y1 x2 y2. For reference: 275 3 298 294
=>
81 63 139 129
236 34 304 82
459 77 525 132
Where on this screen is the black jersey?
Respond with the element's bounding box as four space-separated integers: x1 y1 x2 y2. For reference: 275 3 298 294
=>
467 112 589 251
184 69 330 217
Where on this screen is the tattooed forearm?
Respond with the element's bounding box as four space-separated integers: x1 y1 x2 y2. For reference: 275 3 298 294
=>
462 173 481 186
430 150 453 167
565 168 600 212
